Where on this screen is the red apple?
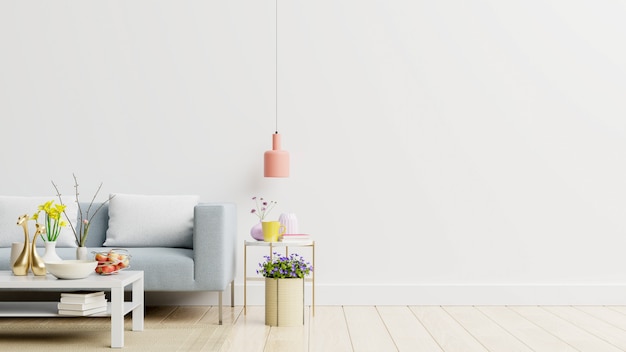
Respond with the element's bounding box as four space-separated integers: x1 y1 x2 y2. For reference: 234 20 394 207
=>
95 253 108 263
117 258 130 269
101 264 117 274
107 251 122 263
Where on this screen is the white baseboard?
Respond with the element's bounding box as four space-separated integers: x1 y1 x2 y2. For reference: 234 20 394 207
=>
306 283 626 306
143 283 626 306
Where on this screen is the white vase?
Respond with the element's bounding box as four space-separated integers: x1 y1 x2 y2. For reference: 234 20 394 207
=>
76 246 88 260
10 242 24 267
41 241 62 263
279 213 299 234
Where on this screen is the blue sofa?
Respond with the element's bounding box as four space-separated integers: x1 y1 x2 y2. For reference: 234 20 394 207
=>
0 201 237 324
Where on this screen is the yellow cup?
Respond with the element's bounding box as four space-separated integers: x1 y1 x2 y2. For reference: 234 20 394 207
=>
262 221 286 242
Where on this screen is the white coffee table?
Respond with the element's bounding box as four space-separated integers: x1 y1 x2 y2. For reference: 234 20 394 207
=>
0 270 144 348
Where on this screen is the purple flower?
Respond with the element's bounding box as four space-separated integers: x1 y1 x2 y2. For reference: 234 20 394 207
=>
257 252 313 279
250 196 278 221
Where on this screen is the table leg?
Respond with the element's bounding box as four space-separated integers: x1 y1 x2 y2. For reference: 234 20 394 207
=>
132 275 144 331
111 287 124 348
244 242 247 314
231 280 235 307
218 292 223 324
312 241 315 316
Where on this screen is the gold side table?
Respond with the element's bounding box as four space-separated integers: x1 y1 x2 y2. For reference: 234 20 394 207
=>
243 240 315 316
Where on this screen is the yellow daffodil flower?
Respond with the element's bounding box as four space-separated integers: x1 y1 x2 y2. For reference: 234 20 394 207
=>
32 200 67 242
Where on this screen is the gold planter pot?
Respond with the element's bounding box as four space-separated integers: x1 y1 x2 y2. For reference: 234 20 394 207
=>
265 277 304 326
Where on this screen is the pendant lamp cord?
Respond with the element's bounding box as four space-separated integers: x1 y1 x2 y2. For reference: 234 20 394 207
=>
275 0 278 134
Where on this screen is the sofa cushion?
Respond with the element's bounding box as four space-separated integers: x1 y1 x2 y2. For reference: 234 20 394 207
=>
0 196 78 248
0 247 196 291
104 194 199 248
95 247 196 291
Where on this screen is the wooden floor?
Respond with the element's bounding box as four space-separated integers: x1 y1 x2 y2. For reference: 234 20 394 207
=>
165 305 626 351
4 305 626 351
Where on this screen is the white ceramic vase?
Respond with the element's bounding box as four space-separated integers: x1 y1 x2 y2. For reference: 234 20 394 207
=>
76 246 88 260
279 213 299 234
10 242 24 267
41 241 62 263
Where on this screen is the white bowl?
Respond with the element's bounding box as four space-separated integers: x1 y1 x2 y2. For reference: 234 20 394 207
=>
45 260 98 279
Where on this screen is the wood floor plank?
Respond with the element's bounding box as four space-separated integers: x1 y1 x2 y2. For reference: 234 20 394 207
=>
344 306 397 352
377 306 442 352
217 306 270 352
444 306 532 352
201 327 236 352
309 306 353 352
8 305 626 352
196 307 242 352
160 306 211 326
511 306 621 352
198 305 243 325
606 306 626 317
577 306 626 331
264 306 310 352
144 305 178 326
544 306 626 350
410 306 487 352
177 327 213 352
477 306 578 352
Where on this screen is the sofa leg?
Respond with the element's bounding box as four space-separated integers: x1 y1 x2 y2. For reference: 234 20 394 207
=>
231 280 235 307
218 291 223 325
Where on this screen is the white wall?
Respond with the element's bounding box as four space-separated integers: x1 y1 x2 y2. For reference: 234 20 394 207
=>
2 0 626 305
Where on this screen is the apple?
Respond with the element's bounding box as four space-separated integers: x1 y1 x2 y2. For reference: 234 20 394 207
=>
95 263 117 274
107 251 122 263
101 264 117 274
117 257 130 269
95 253 108 263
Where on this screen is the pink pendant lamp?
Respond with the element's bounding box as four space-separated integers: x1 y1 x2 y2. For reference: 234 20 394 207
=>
264 0 290 178
264 132 289 177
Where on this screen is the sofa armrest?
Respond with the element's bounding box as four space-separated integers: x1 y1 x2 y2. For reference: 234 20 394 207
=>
193 203 237 291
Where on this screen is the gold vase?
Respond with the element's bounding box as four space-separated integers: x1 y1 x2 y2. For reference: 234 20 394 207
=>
30 224 46 276
265 277 304 326
12 215 31 276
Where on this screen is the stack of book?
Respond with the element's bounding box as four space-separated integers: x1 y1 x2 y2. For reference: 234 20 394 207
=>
279 234 311 242
58 291 108 316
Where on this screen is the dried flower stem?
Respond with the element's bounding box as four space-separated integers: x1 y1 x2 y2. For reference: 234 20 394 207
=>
52 173 115 247
251 196 278 221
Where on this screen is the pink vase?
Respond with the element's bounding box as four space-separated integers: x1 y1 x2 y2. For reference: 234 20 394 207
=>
279 213 299 234
250 222 264 241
